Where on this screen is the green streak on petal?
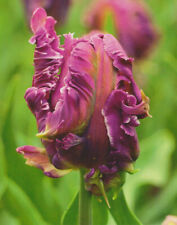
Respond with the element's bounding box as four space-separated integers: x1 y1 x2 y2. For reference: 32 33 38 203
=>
103 9 116 37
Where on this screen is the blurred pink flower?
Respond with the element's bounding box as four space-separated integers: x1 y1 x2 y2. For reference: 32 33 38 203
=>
23 0 71 26
85 0 158 60
162 215 177 225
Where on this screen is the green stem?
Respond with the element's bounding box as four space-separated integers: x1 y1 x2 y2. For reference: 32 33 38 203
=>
79 169 92 225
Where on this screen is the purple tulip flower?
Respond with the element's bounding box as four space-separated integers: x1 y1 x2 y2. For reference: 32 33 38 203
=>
23 0 71 26
17 8 150 194
85 0 158 60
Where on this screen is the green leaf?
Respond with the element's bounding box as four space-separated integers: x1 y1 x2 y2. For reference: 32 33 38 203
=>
1 75 53 223
2 178 49 225
0 210 21 225
56 171 79 211
61 192 79 225
138 170 177 224
124 130 175 207
92 196 108 225
107 189 142 225
41 178 63 225
138 130 175 185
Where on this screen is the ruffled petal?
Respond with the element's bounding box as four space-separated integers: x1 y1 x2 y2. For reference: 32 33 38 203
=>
102 88 149 173
102 89 140 169
24 87 50 132
103 34 142 102
30 8 63 89
37 37 96 138
17 145 71 178
25 8 64 132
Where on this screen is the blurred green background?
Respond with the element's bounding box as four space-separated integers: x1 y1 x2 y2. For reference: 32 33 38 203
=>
0 0 177 224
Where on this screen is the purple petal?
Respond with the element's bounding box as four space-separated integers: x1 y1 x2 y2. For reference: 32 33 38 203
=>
56 133 84 151
30 7 47 33
30 8 63 89
85 168 96 181
99 165 118 175
25 87 50 132
103 34 142 102
37 37 96 138
103 89 140 165
16 145 71 178
51 153 70 170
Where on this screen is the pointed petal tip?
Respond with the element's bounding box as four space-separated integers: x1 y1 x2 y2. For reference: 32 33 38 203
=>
16 145 71 178
140 89 151 118
31 7 47 33
98 179 111 208
36 132 45 138
16 146 23 154
147 112 152 118
36 129 51 139
33 7 46 17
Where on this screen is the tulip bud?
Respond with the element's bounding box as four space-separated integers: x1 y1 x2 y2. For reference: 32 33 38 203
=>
17 8 150 195
23 0 71 26
85 0 158 60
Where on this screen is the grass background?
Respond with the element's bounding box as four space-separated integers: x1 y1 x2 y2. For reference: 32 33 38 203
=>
0 0 177 224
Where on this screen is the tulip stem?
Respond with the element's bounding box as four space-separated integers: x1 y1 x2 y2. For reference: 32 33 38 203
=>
79 169 92 225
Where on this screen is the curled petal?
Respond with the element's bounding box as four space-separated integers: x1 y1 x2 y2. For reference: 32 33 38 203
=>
17 146 71 178
103 89 140 164
122 90 150 118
